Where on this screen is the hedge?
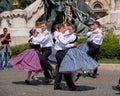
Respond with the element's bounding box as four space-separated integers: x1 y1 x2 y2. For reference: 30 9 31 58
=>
10 44 29 57
99 33 120 59
77 33 120 59
10 34 120 60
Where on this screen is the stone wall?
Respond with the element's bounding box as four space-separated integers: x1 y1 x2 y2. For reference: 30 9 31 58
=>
0 0 44 46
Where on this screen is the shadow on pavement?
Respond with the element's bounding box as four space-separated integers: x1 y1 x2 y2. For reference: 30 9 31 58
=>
12 77 54 86
112 86 120 91
62 85 96 91
12 80 41 86
112 86 120 95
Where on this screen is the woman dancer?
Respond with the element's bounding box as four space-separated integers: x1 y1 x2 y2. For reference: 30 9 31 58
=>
9 29 43 84
54 23 78 91
58 25 99 90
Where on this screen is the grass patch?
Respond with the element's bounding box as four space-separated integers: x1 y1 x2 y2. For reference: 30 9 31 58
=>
98 58 120 64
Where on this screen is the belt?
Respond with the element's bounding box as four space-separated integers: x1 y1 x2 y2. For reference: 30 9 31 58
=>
57 50 65 52
42 47 51 50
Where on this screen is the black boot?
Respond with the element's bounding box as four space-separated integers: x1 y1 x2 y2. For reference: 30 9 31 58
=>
116 79 120 90
25 80 31 85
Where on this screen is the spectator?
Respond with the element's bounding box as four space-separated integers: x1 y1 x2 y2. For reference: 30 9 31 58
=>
0 28 11 69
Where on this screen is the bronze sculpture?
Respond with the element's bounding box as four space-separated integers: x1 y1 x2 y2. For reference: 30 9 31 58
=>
41 0 95 34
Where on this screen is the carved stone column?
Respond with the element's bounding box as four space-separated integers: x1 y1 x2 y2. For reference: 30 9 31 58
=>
115 0 120 10
0 11 11 28
110 0 115 11
10 9 29 44
11 9 27 28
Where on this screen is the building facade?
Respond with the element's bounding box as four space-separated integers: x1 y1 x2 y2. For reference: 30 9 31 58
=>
85 0 110 19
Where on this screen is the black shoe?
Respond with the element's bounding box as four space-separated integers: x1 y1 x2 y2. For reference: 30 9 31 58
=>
91 75 97 78
3 64 7 68
116 84 120 90
74 85 80 88
53 75 56 79
25 80 31 85
119 79 120 84
75 73 81 82
43 78 52 84
54 86 62 90
87 73 92 77
69 86 77 91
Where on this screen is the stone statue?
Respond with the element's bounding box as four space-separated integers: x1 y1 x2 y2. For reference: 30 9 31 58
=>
41 0 66 31
40 0 95 34
66 0 95 34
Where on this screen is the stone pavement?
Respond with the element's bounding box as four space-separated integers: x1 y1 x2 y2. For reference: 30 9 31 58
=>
0 64 120 96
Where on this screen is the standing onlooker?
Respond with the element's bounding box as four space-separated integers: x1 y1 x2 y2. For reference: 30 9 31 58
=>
87 21 104 78
0 28 11 69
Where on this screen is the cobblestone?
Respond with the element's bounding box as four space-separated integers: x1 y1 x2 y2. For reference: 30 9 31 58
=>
0 64 120 96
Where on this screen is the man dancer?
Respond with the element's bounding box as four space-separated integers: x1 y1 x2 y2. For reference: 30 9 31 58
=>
31 21 54 83
87 21 104 78
54 23 78 91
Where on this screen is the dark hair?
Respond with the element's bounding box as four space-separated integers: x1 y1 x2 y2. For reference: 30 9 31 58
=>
3 27 8 32
69 24 77 31
57 23 65 30
94 21 100 27
29 29 36 37
54 24 60 30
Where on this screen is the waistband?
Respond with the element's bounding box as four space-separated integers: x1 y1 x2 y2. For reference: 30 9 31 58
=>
42 47 51 49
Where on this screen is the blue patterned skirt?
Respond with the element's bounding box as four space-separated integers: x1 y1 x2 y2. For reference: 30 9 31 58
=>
48 45 57 64
59 48 99 73
77 42 89 52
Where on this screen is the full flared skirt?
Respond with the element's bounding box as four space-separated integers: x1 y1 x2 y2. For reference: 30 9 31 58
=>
59 48 99 73
48 45 57 64
9 49 42 72
77 42 89 52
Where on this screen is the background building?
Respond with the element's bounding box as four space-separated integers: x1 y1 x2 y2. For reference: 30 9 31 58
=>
87 0 110 19
0 0 120 46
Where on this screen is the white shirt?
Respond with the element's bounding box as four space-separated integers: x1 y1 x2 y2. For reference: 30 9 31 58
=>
54 33 76 51
28 36 40 45
54 30 69 40
64 30 69 36
33 29 53 48
87 28 103 45
54 31 61 40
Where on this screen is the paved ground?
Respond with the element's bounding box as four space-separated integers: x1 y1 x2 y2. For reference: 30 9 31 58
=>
0 64 120 96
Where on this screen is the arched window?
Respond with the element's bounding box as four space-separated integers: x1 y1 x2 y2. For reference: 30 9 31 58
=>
93 1 103 9
94 3 102 9
92 1 107 18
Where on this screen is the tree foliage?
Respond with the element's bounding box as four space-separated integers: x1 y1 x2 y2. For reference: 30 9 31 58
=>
0 0 35 12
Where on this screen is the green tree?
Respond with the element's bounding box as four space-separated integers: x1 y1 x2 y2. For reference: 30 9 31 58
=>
11 0 35 9
0 0 12 12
